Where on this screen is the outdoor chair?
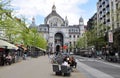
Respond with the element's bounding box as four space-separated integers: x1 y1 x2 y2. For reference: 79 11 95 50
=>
61 65 71 76
52 64 62 75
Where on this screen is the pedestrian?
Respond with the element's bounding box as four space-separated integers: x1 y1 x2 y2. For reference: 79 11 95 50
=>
6 54 12 65
1 54 6 66
62 58 70 67
115 52 119 60
70 56 77 68
23 51 27 60
43 51 46 56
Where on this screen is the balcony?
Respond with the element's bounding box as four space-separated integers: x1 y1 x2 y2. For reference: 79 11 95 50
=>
102 12 105 17
106 8 110 14
106 3 109 8
106 16 110 21
102 1 105 6
99 5 102 8
106 22 110 27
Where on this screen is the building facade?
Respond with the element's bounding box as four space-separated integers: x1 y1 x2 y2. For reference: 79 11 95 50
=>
97 0 120 34
112 0 120 51
111 0 120 30
97 0 111 36
87 13 97 30
30 5 85 52
96 0 120 51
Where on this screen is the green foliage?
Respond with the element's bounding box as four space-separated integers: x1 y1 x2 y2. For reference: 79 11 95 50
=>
0 0 47 50
28 28 47 49
76 36 86 48
85 29 97 46
77 23 107 50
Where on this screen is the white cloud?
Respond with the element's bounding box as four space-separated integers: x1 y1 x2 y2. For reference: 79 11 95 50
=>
11 0 88 25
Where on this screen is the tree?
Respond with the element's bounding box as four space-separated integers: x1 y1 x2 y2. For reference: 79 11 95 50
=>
0 0 13 40
83 22 107 50
0 0 47 50
76 36 86 48
28 28 47 49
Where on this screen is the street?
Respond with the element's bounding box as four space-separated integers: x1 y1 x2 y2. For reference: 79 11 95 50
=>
75 55 120 78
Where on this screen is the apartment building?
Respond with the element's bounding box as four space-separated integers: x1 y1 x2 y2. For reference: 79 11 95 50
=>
111 0 120 30
97 0 111 37
87 13 97 30
96 0 120 50
97 0 120 33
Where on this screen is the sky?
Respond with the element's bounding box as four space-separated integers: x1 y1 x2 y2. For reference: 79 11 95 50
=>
11 0 98 26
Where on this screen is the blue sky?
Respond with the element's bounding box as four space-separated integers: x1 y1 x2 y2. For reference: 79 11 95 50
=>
11 0 98 25
79 0 98 19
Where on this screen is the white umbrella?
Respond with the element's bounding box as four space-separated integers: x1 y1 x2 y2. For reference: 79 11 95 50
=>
0 40 18 50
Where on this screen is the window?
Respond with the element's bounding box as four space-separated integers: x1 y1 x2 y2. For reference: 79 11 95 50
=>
70 42 71 46
39 28 42 31
69 29 71 32
75 29 77 32
72 29 74 32
44 28 46 31
74 29 75 32
51 23 52 26
74 41 76 46
69 35 71 38
117 23 119 28
116 3 119 10
73 35 75 38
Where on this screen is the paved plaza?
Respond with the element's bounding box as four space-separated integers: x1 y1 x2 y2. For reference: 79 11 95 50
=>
0 56 85 78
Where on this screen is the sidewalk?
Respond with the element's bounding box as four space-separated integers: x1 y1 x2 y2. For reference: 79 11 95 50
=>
39 55 86 78
0 55 86 78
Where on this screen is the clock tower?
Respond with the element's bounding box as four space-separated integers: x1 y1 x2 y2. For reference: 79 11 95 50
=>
79 17 84 25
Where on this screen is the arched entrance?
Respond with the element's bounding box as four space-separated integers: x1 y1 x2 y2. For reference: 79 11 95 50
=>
54 33 63 52
56 45 60 52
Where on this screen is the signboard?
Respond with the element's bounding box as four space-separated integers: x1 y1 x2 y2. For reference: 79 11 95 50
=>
108 31 113 43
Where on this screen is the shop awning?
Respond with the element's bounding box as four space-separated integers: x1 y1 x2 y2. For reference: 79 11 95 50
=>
0 40 18 50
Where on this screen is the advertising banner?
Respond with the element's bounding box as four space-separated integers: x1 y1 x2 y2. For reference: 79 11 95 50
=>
108 31 113 43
